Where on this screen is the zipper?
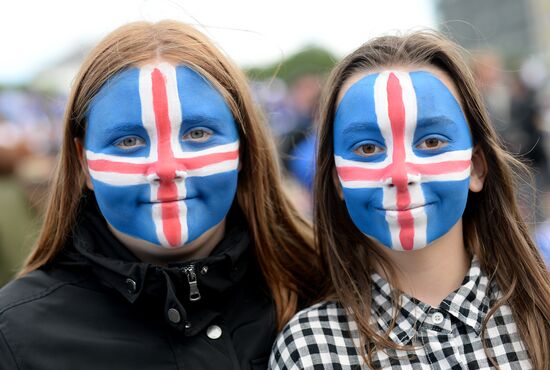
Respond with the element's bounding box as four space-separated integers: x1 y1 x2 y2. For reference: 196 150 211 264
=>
182 264 201 302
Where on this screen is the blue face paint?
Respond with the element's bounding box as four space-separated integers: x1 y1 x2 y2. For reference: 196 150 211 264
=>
334 70 473 251
85 63 239 248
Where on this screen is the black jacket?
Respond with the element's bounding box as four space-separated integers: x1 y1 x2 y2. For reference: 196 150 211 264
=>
0 198 276 370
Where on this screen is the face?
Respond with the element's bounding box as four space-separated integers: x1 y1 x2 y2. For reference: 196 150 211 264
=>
334 69 473 251
85 62 239 248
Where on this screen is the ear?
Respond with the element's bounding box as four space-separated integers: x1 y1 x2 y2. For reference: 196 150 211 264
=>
332 167 344 200
74 138 94 190
469 145 487 192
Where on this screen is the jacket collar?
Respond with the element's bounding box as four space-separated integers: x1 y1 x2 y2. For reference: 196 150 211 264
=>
59 195 253 334
370 258 493 345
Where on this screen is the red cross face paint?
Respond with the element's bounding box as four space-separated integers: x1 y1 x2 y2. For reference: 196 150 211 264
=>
85 63 239 248
333 70 473 251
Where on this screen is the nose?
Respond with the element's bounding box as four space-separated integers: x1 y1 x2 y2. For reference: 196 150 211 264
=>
406 173 421 185
385 169 420 188
146 159 185 183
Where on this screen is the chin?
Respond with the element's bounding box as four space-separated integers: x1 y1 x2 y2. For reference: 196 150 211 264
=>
152 243 192 253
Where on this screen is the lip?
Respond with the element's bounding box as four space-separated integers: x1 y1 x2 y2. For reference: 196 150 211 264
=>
147 197 195 204
376 203 433 212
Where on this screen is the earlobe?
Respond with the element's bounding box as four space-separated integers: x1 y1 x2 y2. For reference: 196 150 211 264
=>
469 145 487 193
74 138 94 190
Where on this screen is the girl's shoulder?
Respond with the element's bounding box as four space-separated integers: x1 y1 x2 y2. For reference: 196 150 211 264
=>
0 268 83 314
269 301 364 370
281 301 356 338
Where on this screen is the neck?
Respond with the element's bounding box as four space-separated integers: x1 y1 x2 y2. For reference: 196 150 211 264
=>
374 220 470 307
109 220 227 265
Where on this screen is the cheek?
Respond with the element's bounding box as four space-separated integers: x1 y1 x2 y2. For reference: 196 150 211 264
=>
341 187 387 226
187 171 237 197
341 187 393 246
92 179 144 204
185 171 238 242
91 180 149 222
342 186 381 210
185 171 238 215
423 179 470 204
423 179 470 241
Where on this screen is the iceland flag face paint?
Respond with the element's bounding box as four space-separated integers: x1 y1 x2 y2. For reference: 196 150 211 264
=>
85 63 239 248
334 70 473 251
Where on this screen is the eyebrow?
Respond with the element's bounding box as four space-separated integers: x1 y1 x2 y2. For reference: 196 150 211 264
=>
183 114 227 128
104 123 146 133
341 122 380 135
416 116 460 129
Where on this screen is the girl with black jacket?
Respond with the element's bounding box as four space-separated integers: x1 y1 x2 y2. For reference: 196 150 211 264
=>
0 20 321 370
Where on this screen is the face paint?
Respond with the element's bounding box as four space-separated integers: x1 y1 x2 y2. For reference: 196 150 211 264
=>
85 63 239 248
334 70 472 251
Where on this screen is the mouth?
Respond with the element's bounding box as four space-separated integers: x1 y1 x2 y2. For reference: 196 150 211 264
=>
377 203 433 212
148 197 194 204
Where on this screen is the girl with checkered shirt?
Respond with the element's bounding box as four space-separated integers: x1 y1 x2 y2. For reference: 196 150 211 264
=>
270 31 550 369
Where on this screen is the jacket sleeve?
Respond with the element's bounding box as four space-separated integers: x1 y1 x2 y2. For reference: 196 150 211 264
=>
0 326 20 370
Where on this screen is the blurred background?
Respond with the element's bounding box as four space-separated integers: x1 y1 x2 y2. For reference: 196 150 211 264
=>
1 0 550 285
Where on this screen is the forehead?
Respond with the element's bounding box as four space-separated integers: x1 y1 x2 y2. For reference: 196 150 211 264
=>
334 68 468 133
87 64 232 126
337 67 461 106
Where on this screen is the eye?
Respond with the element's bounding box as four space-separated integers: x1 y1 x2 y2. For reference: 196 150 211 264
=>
354 143 385 157
183 128 212 142
416 137 448 150
114 136 146 149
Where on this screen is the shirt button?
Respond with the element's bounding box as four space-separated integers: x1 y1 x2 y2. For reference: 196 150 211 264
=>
167 308 181 324
206 325 222 339
432 311 444 324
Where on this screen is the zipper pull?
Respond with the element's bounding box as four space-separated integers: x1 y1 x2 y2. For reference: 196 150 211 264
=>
183 265 201 302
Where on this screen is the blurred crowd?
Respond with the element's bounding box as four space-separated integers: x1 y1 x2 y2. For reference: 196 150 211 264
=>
1 48 550 285
0 88 64 283
469 52 550 264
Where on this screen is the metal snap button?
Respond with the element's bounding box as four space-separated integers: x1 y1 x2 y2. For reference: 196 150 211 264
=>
432 311 444 324
200 266 209 275
167 308 181 324
206 325 222 339
125 278 137 294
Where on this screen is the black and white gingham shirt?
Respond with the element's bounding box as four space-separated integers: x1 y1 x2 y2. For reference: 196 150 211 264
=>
269 259 531 369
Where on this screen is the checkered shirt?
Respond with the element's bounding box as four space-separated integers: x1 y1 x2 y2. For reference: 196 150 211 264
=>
269 259 532 369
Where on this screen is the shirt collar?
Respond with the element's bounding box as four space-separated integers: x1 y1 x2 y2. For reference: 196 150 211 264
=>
439 258 492 334
370 257 493 345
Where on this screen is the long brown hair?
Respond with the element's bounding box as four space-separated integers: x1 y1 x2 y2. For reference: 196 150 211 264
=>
21 20 320 329
315 31 550 368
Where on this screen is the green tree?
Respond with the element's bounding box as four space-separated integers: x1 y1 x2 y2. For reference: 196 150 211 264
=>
246 45 338 83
